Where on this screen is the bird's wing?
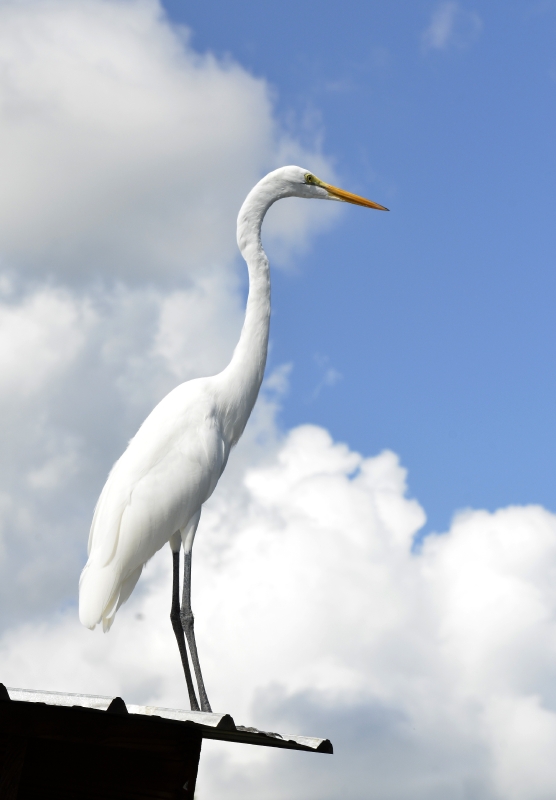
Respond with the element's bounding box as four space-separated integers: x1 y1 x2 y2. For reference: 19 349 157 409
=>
86 379 226 572
80 380 228 629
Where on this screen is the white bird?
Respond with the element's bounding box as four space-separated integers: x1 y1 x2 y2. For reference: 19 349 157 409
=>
79 166 388 712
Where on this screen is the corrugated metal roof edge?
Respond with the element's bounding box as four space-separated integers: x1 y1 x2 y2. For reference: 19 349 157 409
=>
2 685 333 754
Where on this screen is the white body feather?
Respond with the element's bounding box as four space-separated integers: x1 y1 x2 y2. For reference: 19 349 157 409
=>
79 166 328 631
80 379 229 630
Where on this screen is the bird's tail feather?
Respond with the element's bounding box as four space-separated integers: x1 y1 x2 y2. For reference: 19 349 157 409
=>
79 561 143 632
101 565 143 631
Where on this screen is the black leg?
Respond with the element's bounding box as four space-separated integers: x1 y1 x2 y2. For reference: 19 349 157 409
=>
170 550 200 712
180 550 212 713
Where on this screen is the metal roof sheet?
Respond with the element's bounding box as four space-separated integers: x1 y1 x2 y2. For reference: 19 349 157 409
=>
4 686 333 754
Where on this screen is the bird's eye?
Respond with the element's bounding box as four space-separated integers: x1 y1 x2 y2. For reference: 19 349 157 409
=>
305 174 314 184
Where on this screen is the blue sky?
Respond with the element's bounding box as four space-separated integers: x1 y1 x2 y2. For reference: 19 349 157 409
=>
163 0 556 534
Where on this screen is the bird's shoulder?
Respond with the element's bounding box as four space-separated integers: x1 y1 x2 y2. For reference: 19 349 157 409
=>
131 377 222 457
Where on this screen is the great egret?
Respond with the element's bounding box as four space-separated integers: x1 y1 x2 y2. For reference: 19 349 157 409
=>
79 166 388 712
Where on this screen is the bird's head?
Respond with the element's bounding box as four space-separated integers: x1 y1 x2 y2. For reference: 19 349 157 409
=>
237 166 388 255
267 165 389 211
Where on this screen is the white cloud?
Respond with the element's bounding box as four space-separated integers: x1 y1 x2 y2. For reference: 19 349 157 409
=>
3 424 556 798
0 0 336 282
422 2 483 52
0 286 92 397
485 694 556 800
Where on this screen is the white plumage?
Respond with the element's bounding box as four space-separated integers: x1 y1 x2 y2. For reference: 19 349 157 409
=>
80 380 227 630
79 165 387 711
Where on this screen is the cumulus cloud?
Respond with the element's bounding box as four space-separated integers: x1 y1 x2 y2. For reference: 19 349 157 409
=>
0 284 92 397
0 0 336 282
422 2 483 52
3 425 556 799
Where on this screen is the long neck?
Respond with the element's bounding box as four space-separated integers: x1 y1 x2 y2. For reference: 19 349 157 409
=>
217 182 275 445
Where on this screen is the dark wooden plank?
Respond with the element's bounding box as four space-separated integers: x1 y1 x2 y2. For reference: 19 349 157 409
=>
0 736 27 800
0 701 202 800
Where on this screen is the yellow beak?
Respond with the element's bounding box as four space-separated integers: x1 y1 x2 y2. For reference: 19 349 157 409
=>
323 182 389 211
